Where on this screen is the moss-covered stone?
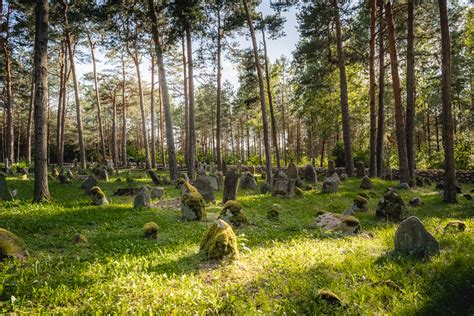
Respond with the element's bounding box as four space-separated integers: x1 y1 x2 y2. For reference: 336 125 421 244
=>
90 186 108 205
353 195 368 211
222 200 242 215
219 200 248 227
357 192 370 199
144 222 158 239
444 221 466 232
199 219 238 260
0 228 27 260
74 233 88 244
316 289 342 306
181 182 206 220
295 187 304 197
267 204 281 221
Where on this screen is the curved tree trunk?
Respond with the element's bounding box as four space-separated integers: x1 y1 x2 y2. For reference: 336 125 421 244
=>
385 1 410 184
333 0 355 177
63 1 86 169
148 0 178 180
87 32 106 163
438 0 457 203
33 0 50 202
406 0 416 179
243 0 272 185
376 0 385 177
186 26 196 179
369 0 377 177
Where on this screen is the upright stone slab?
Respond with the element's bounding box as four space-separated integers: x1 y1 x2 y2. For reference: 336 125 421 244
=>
327 160 336 177
209 162 216 176
286 162 298 179
322 178 338 193
0 174 13 201
208 175 219 191
98 169 109 182
81 175 98 195
239 171 258 190
181 182 206 220
216 171 224 190
304 164 317 183
356 161 365 177
272 179 296 198
90 186 109 205
148 170 161 185
192 175 215 202
395 216 439 257
134 187 152 209
223 170 239 203
360 176 373 190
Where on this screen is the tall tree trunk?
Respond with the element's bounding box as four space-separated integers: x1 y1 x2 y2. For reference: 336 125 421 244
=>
121 54 127 165
148 0 178 180
369 0 377 177
243 0 272 184
111 87 118 166
63 1 86 169
56 44 65 164
182 35 189 170
3 4 14 164
333 0 355 177
376 0 385 177
26 74 35 164
262 27 281 170
281 76 287 166
131 53 151 169
438 0 457 203
150 52 156 169
385 1 410 184
87 32 106 162
59 51 69 167
216 2 222 171
33 0 50 202
159 84 165 166
406 0 416 179
185 26 196 179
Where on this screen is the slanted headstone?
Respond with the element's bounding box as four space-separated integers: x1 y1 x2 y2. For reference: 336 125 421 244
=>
239 171 258 190
248 165 255 175
322 178 338 193
208 175 219 191
97 169 109 182
304 164 317 183
199 219 238 260
376 190 408 222
360 176 372 190
66 169 74 179
192 175 215 202
394 216 439 257
223 170 239 203
0 174 13 201
150 187 164 199
313 212 360 235
356 161 365 177
134 187 152 209
81 175 98 195
90 186 108 205
286 162 298 180
218 200 248 227
209 162 216 176
0 228 27 260
327 160 336 177
216 171 224 190
58 174 70 184
148 170 161 185
181 182 206 220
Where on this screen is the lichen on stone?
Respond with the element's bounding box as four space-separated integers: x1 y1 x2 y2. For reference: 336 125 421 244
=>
0 228 27 260
143 222 158 239
222 200 242 215
199 219 238 260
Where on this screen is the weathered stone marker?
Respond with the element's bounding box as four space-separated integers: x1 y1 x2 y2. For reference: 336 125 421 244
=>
0 174 13 201
199 219 238 260
304 164 317 183
223 170 239 203
394 216 439 257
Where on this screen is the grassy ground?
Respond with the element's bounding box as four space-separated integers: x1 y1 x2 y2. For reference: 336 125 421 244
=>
0 171 473 314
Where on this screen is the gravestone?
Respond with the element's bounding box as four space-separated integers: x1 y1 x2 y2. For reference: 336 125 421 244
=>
376 189 408 222
0 228 27 260
134 187 152 209
181 182 206 220
394 216 439 257
81 175 98 195
239 171 258 190
150 187 164 199
0 174 13 201
272 179 296 198
209 162 216 176
218 200 248 227
314 212 360 235
286 162 298 179
216 171 224 190
322 178 338 193
199 219 238 260
304 164 317 183
360 176 372 190
327 160 336 177
58 174 70 184
208 175 219 191
356 161 365 177
148 170 161 185
97 169 109 182
192 175 215 202
223 170 239 203
90 186 108 205
52 168 59 178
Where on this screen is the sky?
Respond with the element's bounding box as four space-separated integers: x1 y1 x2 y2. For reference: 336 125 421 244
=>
76 2 300 89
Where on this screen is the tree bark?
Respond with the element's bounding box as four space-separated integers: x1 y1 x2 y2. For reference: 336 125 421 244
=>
385 1 410 184
216 2 222 171
333 0 355 177
59 50 69 167
406 0 416 179
182 35 189 171
63 0 86 169
148 0 178 180
121 54 127 166
243 0 272 185
369 0 377 177
26 74 35 164
150 51 156 169
56 44 65 165
438 0 457 203
87 32 106 162
111 87 118 166
33 0 50 202
376 0 385 177
3 4 14 164
186 26 196 179
262 27 281 170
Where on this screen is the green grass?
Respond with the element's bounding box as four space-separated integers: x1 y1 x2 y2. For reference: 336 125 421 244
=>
1 172 473 314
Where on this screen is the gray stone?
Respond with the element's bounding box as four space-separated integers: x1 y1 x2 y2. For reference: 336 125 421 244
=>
134 187 152 209
286 162 298 179
208 175 219 191
81 175 98 195
239 171 258 190
181 182 206 220
340 173 348 181
394 182 410 190
192 175 215 202
260 182 271 194
52 168 59 178
216 172 224 190
148 170 161 185
356 161 365 177
150 187 164 199
327 160 336 177
322 178 338 193
376 190 408 222
409 197 422 207
304 164 317 183
0 174 13 201
223 170 239 203
272 179 295 198
395 216 439 257
209 162 216 176
91 187 108 206
360 176 373 190
314 212 360 235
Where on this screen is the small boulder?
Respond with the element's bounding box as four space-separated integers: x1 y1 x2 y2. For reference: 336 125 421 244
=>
409 197 422 207
267 204 280 221
218 200 248 227
394 216 439 257
394 182 410 190
304 164 317 183
360 176 372 190
74 233 88 244
134 187 152 209
353 195 369 211
52 168 59 178
444 221 466 233
0 228 27 260
199 219 238 260
260 182 271 194
90 186 108 206
143 222 158 239
81 175 98 195
58 174 70 184
239 171 258 190
314 212 360 235
376 190 408 222
340 173 348 181
150 187 164 199
181 182 206 220
322 178 338 193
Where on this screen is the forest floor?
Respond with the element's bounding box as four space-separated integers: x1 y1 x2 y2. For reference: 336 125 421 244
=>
0 171 473 314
